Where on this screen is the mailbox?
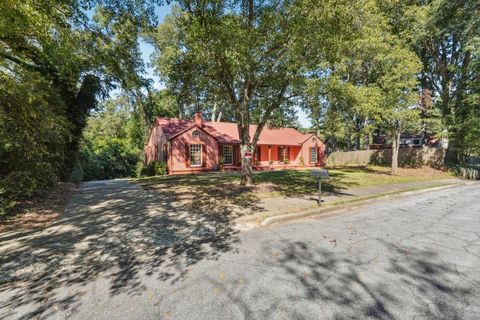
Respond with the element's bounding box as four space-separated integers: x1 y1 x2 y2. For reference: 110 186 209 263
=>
311 169 329 206
311 169 329 179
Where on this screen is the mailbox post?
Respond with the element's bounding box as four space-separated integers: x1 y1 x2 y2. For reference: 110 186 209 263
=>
311 169 329 206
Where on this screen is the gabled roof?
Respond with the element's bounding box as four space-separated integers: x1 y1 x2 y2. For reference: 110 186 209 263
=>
156 117 317 146
156 118 194 139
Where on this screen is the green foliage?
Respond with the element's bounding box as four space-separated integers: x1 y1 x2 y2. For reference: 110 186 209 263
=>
154 162 168 175
80 138 140 181
135 161 167 177
0 188 15 216
153 0 374 185
0 70 68 214
413 0 480 158
301 1 421 154
0 0 162 215
136 162 154 177
80 97 142 181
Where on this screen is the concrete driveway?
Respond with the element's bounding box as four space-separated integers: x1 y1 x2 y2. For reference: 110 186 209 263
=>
1 179 479 319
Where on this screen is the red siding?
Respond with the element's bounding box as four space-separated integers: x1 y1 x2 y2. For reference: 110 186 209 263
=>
146 114 327 174
145 120 167 164
170 126 219 174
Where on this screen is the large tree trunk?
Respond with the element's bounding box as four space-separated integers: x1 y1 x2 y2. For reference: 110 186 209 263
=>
238 124 254 186
391 130 400 175
240 144 253 186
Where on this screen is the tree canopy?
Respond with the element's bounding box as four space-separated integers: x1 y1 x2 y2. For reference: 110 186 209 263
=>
1 0 479 214
0 0 162 214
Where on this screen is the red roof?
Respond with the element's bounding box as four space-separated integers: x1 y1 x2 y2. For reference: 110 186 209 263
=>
156 117 315 146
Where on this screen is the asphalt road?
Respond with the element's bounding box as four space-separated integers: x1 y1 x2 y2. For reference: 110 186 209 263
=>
1 180 480 319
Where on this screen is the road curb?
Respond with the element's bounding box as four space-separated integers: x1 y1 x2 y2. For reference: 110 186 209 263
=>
259 183 463 226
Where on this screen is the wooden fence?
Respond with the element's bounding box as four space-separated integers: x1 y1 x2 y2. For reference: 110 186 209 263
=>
326 147 446 168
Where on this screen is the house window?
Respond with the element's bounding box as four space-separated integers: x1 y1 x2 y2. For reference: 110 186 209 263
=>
309 147 317 163
162 144 168 162
190 144 202 166
222 145 233 165
279 147 288 162
192 130 200 138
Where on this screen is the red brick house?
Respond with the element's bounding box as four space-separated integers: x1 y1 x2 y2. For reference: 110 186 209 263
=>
145 113 325 175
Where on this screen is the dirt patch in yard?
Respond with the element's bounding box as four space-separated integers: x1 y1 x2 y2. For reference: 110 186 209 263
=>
0 182 78 232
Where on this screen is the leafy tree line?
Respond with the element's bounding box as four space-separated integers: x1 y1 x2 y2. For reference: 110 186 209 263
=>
0 0 164 214
301 0 479 164
79 91 179 180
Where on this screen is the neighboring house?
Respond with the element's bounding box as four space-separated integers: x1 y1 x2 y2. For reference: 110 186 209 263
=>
399 134 425 147
372 131 427 149
145 113 326 175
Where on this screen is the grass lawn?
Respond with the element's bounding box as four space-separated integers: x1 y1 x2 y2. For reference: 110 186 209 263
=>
132 166 452 203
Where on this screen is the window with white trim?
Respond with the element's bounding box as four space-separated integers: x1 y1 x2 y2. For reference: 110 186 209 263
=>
190 144 202 166
309 147 317 163
222 145 233 165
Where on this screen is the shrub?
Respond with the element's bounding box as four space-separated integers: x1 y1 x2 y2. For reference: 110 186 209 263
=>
136 161 154 177
0 72 69 215
136 161 168 177
69 158 84 183
154 162 168 175
80 138 140 181
0 188 15 216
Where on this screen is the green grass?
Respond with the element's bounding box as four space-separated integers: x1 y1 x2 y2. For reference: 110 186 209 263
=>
132 165 452 199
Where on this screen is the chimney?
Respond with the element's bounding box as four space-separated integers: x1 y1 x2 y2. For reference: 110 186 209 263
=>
194 112 203 127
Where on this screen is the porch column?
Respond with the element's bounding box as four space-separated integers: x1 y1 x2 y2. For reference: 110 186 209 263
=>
268 146 272 163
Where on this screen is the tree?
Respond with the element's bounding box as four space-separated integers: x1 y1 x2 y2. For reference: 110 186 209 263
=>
389 0 480 161
300 0 420 169
378 45 421 174
154 0 368 185
0 0 162 213
0 0 160 176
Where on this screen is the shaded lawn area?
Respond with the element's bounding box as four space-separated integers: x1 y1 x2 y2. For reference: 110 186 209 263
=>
0 182 78 232
132 166 452 202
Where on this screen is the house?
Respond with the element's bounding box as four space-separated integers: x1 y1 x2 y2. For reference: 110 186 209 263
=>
399 134 425 147
371 131 427 149
145 113 326 175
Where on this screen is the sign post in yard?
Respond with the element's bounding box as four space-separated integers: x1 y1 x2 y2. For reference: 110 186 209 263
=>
311 169 329 206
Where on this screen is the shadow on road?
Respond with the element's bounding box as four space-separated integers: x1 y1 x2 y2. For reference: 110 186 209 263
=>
256 240 473 319
0 180 260 319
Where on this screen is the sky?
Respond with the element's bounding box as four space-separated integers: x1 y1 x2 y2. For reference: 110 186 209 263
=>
139 4 312 128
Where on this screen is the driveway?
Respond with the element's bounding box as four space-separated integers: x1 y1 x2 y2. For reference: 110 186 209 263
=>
1 179 480 319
